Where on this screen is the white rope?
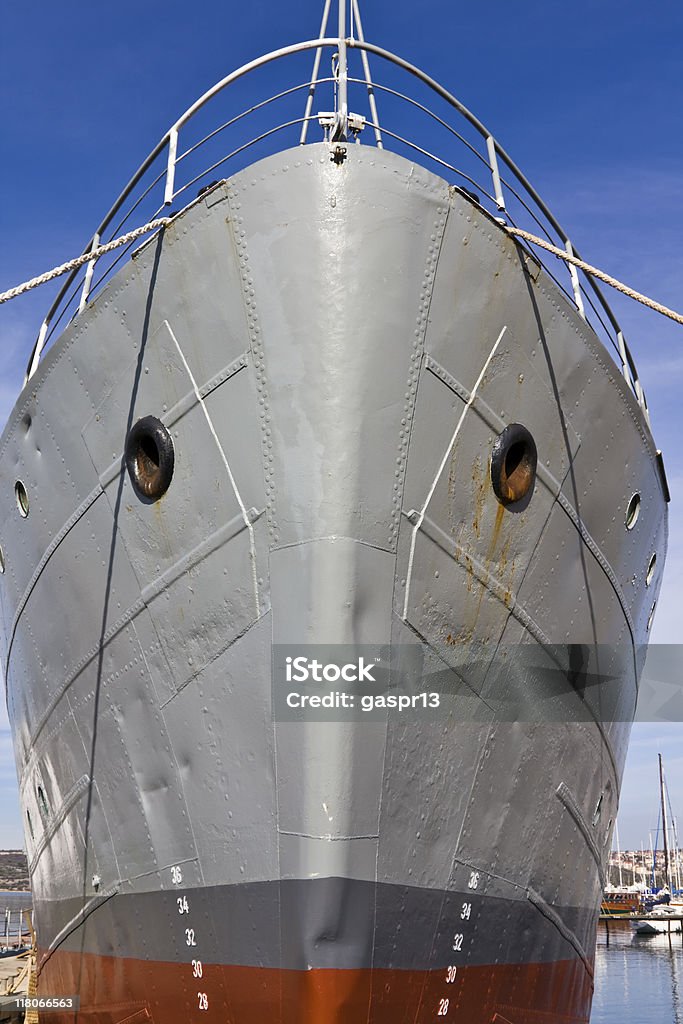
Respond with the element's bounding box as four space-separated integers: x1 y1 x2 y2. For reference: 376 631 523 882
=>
402 324 507 621
2 216 681 333
505 226 683 327
0 218 171 305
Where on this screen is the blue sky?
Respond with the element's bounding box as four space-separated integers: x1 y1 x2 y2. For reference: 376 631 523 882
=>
0 0 682 852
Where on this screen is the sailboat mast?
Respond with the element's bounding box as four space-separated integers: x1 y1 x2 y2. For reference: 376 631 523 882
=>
659 752 671 889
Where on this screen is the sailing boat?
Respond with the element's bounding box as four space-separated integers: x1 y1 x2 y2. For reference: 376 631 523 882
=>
632 755 683 933
601 821 645 915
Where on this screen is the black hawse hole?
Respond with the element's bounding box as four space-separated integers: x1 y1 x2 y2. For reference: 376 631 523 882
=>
491 423 537 510
125 416 174 501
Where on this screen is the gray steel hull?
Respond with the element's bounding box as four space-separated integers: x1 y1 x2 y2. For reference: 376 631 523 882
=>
0 144 667 1023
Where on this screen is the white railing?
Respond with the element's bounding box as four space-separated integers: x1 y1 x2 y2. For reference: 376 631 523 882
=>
24 33 648 422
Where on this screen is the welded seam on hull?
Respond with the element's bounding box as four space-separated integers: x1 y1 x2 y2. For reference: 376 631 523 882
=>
555 783 605 889
277 829 379 841
395 529 622 786
555 492 634 637
162 351 248 431
166 322 261 617
116 1009 151 1024
158 609 267 708
424 352 635 640
3 482 105 680
3 354 252 687
21 514 261 761
28 773 90 874
421 353 636 774
401 407 630 782
38 885 119 973
270 534 392 554
20 598 262 790
413 512 551 648
526 887 593 979
402 325 508 620
425 354 571 499
140 508 262 606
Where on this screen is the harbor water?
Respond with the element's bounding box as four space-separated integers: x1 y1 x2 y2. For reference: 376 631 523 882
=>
591 922 683 1023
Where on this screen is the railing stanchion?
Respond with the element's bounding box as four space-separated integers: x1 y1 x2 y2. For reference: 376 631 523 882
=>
164 129 178 206
300 0 333 145
351 0 383 148
565 240 586 320
26 322 49 384
78 233 101 313
486 136 505 211
616 331 631 384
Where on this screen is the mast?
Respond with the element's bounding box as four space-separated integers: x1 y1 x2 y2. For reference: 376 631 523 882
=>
659 752 671 890
335 0 348 141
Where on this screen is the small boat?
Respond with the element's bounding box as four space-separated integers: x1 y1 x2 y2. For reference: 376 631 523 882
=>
0 945 29 959
601 887 643 916
632 906 682 935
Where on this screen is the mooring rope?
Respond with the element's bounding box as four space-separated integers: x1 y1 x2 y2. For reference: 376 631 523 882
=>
0 218 171 305
504 226 683 327
1 216 681 331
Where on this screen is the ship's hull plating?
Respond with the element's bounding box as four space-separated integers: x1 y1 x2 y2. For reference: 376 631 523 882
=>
0 144 667 1022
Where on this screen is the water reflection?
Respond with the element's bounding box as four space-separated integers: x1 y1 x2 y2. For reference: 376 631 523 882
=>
669 931 683 1024
592 923 683 1023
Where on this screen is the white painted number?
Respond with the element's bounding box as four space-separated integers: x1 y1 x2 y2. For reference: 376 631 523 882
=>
467 871 479 890
192 959 203 979
461 902 472 920
446 965 457 983
171 866 183 885
198 993 208 1010
452 933 464 952
185 928 197 947
437 997 449 1016
177 896 189 915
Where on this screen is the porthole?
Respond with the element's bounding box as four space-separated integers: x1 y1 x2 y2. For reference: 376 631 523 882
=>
625 493 640 530
647 602 656 632
490 423 537 510
646 553 657 587
15 481 29 518
0 545 4 574
26 810 33 840
125 416 175 502
37 785 49 816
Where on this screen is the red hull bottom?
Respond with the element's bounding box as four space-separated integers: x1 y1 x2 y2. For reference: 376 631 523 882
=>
38 951 593 1024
